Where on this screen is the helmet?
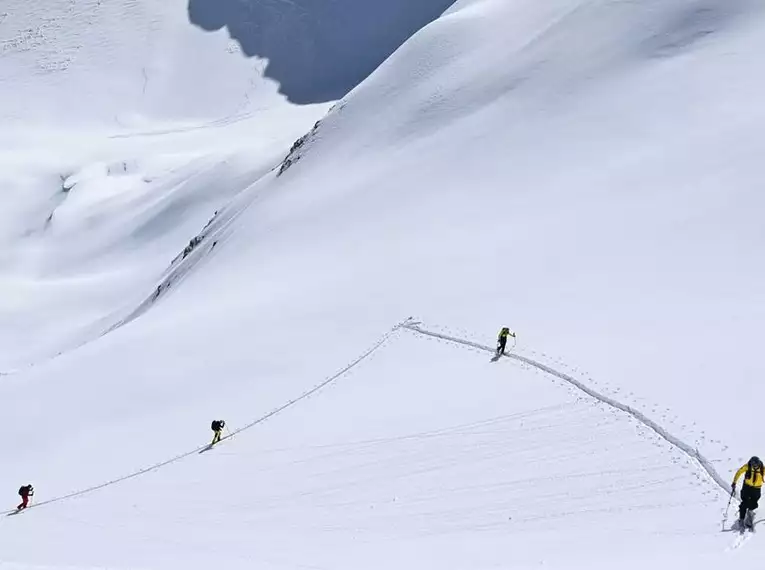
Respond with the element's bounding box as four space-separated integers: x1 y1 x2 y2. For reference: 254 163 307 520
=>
749 456 762 468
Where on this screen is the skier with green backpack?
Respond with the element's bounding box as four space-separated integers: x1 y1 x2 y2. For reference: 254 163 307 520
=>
495 327 515 358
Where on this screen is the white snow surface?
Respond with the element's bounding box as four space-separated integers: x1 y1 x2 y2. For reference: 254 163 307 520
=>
2 0 765 567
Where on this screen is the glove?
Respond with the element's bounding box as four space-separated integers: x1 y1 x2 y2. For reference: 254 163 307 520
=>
731 483 737 495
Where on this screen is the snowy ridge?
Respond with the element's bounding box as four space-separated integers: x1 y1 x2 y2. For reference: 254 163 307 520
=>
110 162 274 332
1 320 404 516
402 321 730 496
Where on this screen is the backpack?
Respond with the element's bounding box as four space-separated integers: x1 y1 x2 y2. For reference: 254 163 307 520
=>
746 464 763 482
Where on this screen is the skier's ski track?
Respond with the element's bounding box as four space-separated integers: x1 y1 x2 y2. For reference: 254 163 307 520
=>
2 316 730 519
0 321 405 516
728 529 754 551
401 321 731 497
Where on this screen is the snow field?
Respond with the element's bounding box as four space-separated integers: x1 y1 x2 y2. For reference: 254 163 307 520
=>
1 331 731 568
2 0 765 566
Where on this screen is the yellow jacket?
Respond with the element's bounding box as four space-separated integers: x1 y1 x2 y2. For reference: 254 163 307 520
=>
733 464 764 488
498 328 515 340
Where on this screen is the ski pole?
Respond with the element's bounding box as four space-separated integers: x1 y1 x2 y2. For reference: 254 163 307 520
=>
723 488 735 530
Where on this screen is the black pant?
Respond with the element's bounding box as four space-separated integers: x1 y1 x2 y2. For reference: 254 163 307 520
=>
740 484 761 519
497 338 507 354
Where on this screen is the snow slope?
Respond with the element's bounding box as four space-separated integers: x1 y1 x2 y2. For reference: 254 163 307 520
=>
2 0 765 567
1 0 285 126
0 0 331 368
0 334 732 569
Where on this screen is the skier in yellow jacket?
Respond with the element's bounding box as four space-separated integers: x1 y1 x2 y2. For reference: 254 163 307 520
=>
732 456 764 530
496 327 515 357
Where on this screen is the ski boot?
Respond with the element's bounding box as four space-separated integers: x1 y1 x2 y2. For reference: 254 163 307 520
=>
744 509 756 532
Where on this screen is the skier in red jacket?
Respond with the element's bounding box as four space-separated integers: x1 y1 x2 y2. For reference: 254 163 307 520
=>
17 484 34 511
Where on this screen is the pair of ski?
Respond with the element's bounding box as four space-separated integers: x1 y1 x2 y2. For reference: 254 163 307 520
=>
728 518 756 551
491 337 516 362
725 511 757 535
199 438 226 453
735 511 757 534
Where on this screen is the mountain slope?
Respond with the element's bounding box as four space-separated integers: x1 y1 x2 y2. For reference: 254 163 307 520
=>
2 0 765 567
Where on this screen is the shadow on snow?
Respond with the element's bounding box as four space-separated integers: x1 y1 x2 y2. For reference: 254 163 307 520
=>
187 0 457 104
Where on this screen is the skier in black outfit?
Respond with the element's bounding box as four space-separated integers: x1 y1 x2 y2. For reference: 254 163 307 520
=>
210 420 226 445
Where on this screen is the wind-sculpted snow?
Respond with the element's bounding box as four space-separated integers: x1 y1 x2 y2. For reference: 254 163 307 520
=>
641 0 755 58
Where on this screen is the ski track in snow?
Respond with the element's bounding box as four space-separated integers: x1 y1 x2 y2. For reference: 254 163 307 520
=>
727 529 755 551
0 321 405 516
1 316 733 521
401 321 731 497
